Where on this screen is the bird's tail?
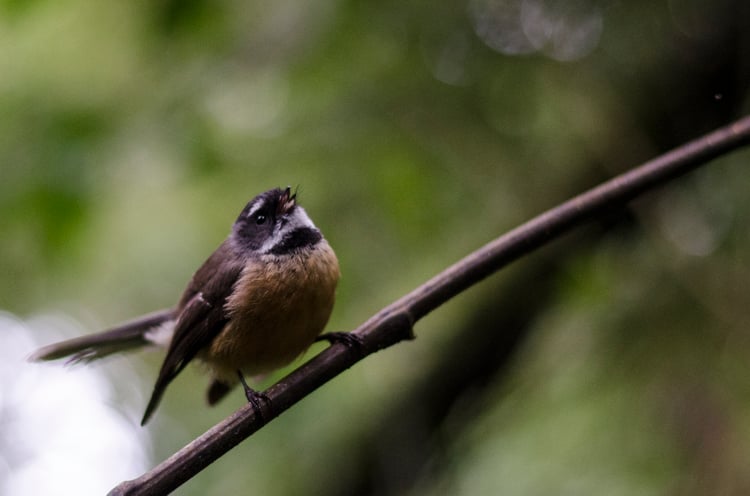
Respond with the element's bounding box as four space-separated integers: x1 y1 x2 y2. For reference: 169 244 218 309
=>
28 309 175 365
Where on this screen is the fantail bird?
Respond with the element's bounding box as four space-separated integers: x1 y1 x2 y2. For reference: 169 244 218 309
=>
30 187 340 425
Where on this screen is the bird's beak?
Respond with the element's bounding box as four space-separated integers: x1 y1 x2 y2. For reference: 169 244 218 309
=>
278 186 296 215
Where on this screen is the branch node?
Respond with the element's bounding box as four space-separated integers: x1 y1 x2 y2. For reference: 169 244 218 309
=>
315 331 365 356
375 311 416 348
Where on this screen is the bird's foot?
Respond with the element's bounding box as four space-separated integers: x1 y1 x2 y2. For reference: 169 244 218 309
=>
237 371 271 421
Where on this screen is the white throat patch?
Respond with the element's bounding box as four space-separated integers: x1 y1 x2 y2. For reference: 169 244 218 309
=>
260 206 317 254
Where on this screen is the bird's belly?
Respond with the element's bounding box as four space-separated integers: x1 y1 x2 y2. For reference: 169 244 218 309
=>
201 243 339 380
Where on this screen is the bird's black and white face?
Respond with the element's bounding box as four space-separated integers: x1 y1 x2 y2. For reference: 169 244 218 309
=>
231 187 323 255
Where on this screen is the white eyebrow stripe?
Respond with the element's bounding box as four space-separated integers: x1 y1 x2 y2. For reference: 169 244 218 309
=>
245 199 266 219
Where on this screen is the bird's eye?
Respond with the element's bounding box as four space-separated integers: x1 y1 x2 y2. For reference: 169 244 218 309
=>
255 214 267 225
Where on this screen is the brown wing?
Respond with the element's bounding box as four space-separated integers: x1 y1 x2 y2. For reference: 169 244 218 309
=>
174 240 236 311
141 241 244 425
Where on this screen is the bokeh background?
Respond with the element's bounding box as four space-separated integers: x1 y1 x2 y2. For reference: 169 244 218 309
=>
2 0 750 494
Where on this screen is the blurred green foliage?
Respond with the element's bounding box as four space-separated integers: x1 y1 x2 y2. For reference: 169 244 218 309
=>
2 0 750 494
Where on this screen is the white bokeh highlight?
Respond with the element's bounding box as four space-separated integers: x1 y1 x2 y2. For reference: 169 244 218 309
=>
1 312 152 496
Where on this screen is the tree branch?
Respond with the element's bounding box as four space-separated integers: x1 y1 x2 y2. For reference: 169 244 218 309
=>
109 115 750 496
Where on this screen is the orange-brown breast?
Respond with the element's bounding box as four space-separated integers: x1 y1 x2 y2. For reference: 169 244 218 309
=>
202 240 339 381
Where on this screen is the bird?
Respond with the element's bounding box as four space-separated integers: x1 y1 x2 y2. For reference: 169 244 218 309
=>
30 187 340 425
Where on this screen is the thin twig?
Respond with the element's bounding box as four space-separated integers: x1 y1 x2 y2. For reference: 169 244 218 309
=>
109 115 750 496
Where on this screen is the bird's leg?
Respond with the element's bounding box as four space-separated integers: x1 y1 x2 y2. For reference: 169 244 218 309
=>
237 370 271 421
